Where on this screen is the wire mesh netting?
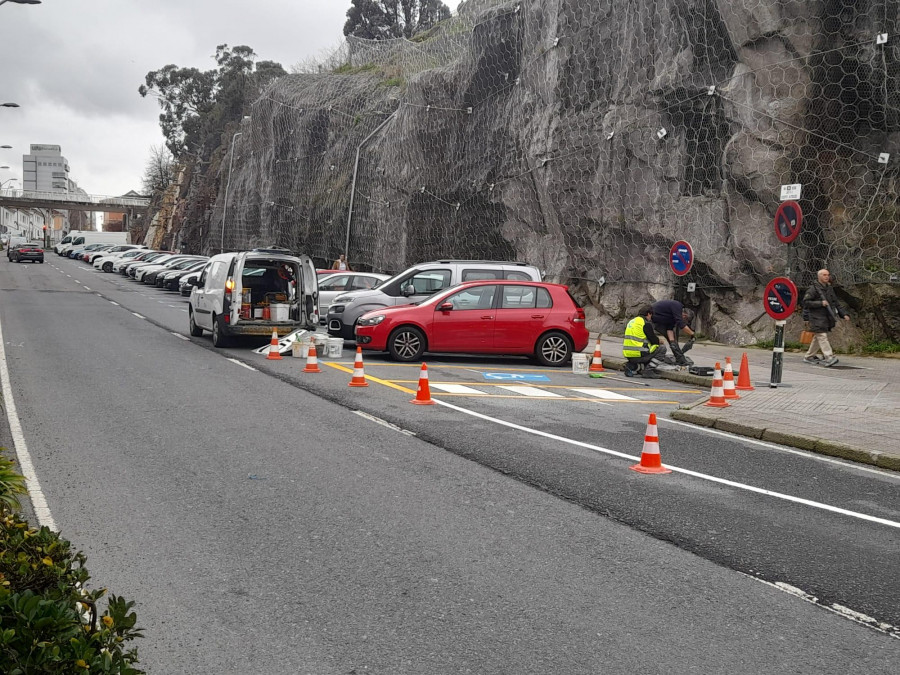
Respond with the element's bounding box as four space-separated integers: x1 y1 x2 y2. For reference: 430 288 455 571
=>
214 0 900 343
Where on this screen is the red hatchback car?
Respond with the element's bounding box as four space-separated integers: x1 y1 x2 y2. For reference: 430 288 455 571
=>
355 280 589 366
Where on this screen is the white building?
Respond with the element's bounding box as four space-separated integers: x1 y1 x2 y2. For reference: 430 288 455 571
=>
23 144 70 193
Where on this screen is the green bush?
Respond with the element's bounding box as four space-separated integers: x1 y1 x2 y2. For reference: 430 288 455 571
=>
0 449 143 673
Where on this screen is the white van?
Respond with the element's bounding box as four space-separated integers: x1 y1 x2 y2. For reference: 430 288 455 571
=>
188 249 318 347
56 231 129 256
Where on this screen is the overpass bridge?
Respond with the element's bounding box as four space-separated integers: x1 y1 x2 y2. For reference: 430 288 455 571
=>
0 188 151 213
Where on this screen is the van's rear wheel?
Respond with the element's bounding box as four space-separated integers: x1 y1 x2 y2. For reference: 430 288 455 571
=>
189 310 203 337
211 314 230 347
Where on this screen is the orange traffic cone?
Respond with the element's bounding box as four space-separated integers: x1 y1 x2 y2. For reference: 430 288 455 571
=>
266 329 283 361
630 413 671 474
722 356 740 399
589 338 605 372
410 363 436 405
705 362 731 408
348 346 369 387
302 342 321 373
735 352 755 391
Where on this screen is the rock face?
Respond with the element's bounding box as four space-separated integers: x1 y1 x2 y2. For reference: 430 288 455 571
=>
202 0 900 344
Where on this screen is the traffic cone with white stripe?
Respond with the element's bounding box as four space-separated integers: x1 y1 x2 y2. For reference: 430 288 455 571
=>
410 363 435 405
266 329 283 361
722 356 740 399
704 362 730 408
302 342 321 373
589 338 605 372
348 346 368 387
630 413 671 474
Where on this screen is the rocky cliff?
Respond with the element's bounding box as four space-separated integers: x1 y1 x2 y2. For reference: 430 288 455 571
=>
192 0 900 345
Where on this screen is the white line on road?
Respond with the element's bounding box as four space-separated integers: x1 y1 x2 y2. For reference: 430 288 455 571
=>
226 358 257 371
132 313 145 319
431 398 900 530
569 388 636 401
0 316 58 531
82 286 91 291
497 385 563 397
353 410 416 436
109 301 119 306
171 333 190 341
662 418 900 480
430 383 487 395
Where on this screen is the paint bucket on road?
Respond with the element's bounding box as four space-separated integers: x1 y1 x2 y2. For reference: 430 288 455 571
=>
572 353 590 374
326 337 344 358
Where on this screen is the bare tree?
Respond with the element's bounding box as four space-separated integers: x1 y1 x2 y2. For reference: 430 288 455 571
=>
142 144 175 196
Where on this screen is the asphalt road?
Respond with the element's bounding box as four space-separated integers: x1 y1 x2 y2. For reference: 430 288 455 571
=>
1 255 898 674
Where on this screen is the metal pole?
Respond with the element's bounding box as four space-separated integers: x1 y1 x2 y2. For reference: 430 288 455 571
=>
221 131 242 253
344 110 398 260
769 319 786 388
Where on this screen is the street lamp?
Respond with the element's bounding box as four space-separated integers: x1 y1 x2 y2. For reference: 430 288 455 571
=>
1 103 20 108
0 1 43 6
221 115 251 252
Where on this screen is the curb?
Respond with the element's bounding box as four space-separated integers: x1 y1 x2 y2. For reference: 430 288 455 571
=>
670 410 899 472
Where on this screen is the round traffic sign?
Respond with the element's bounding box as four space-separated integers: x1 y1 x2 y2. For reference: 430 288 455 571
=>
763 277 798 320
774 201 803 243
669 240 694 276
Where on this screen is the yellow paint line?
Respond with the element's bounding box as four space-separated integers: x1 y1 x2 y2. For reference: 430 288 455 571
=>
428 393 681 404
322 361 417 395
385 380 697 393
330 362 560 373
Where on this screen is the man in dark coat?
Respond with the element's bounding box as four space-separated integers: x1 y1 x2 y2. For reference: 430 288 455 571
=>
651 299 695 366
802 268 850 367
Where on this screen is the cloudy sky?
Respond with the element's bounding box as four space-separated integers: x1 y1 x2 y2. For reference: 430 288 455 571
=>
1 0 348 197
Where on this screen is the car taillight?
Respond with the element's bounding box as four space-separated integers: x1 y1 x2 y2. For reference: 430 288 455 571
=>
573 308 585 323
225 278 235 292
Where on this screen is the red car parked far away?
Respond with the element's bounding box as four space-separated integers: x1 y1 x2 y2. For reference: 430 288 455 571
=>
354 280 589 366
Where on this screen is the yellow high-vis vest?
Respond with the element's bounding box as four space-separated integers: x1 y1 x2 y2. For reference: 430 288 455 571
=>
623 316 657 358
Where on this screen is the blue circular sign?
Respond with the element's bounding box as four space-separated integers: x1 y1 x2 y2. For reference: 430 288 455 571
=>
669 241 694 276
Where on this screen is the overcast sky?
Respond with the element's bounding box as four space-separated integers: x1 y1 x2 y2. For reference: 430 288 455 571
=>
0 0 348 197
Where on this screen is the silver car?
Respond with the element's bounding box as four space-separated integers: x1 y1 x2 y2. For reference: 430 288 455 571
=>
316 271 388 323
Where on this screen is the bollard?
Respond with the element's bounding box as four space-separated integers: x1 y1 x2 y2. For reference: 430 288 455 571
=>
769 319 786 388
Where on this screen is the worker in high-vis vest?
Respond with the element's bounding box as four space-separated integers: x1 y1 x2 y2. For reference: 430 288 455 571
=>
623 305 667 378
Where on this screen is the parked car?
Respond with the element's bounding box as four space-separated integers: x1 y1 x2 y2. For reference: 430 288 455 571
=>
316 271 389 322
326 260 542 341
145 257 207 286
69 243 109 260
84 244 143 265
127 253 178 278
355 280 588 366
158 259 208 290
115 250 167 274
180 266 207 296
189 249 318 347
8 242 45 264
95 247 149 272
136 255 203 283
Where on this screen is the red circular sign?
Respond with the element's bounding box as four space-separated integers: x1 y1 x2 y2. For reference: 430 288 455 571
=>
774 201 803 244
763 277 798 320
669 240 693 276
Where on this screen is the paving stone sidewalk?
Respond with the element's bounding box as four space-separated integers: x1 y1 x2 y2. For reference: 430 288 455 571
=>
583 335 900 471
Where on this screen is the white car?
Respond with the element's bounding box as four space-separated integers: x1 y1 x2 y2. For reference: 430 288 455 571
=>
134 255 202 282
94 247 149 272
316 271 389 323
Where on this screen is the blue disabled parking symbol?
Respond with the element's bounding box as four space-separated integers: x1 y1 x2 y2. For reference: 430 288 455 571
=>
483 372 551 382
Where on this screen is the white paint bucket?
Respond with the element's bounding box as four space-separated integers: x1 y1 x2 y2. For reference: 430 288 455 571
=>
326 337 344 358
270 303 289 322
572 353 590 374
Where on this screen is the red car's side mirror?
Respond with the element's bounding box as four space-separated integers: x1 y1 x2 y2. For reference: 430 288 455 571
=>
437 302 453 312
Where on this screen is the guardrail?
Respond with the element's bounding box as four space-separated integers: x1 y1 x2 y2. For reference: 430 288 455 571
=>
0 188 150 208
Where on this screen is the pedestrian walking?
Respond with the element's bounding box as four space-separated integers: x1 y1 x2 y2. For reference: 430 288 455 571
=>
623 305 668 378
651 299 695 366
802 268 850 367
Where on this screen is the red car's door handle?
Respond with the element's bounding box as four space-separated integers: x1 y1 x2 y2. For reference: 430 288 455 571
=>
531 314 545 319
481 315 494 319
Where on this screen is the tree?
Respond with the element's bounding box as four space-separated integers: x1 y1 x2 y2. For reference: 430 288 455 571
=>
344 0 452 39
139 45 286 158
142 144 175 196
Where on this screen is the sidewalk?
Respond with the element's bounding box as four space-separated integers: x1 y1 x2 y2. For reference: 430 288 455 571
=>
584 335 900 472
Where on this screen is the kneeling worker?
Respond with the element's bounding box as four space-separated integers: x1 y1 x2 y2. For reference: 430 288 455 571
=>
623 305 667 378
651 299 695 366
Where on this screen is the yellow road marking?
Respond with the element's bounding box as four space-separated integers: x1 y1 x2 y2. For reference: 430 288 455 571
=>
322 361 417 395
385 380 697 394
329 362 565 373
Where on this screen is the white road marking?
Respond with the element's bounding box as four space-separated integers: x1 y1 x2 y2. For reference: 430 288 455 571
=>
431 383 487 395
569 388 636 401
83 286 91 291
171 333 190 341
109 301 119 306
353 410 416 436
226 358 257 371
0 316 58 531
663 418 900 481
132 313 145 319
498 385 563 397
431 398 900 530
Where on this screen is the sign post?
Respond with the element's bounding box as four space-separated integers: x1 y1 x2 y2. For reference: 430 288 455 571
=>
763 277 798 388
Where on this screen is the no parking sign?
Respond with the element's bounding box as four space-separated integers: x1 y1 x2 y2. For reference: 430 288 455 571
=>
774 201 803 244
669 241 693 276
763 277 798 320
